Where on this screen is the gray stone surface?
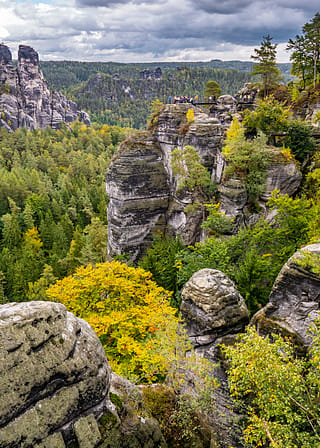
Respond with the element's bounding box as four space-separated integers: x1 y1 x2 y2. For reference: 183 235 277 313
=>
180 268 249 448
252 243 320 347
74 414 102 448
106 104 223 260
34 433 66 448
0 44 90 132
100 373 167 448
180 268 249 355
0 301 110 448
219 150 302 231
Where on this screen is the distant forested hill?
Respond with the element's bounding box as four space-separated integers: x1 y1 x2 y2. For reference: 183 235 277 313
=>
40 60 291 129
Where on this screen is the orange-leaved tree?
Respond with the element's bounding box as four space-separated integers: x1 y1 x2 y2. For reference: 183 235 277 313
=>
46 260 181 382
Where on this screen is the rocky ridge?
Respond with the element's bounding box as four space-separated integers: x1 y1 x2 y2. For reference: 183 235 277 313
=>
106 102 302 260
106 103 224 260
0 44 90 132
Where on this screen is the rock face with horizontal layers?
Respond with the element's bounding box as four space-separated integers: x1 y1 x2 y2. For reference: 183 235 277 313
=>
106 103 223 260
219 152 302 230
252 243 320 348
0 44 90 132
180 268 249 448
0 301 110 448
106 101 303 260
180 268 249 359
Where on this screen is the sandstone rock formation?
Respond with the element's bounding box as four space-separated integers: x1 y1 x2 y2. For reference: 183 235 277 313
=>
218 153 302 230
106 101 303 261
102 373 167 448
252 243 320 347
0 44 90 132
0 301 110 448
180 268 249 448
180 268 249 360
106 103 223 260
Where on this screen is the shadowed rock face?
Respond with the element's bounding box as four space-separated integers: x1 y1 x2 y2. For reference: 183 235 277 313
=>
0 301 110 448
106 104 223 260
0 44 12 65
0 44 90 131
106 101 303 261
252 243 320 347
218 158 302 230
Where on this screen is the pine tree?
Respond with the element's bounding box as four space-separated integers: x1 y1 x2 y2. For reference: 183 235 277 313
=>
251 35 283 97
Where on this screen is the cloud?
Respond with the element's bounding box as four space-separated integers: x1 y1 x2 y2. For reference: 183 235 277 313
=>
189 0 252 15
75 0 162 7
0 0 318 63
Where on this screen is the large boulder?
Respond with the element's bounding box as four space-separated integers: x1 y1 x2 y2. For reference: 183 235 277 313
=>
180 268 249 358
252 243 320 347
180 268 249 448
0 301 111 448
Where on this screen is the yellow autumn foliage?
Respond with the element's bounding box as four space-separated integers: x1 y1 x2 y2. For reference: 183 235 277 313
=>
46 260 181 382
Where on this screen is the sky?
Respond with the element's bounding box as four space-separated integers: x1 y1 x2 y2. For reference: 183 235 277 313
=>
0 0 319 63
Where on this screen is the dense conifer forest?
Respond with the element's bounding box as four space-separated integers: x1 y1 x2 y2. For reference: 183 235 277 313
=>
0 122 130 302
40 60 292 128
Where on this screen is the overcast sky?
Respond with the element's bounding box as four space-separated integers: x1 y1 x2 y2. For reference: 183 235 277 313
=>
0 0 319 63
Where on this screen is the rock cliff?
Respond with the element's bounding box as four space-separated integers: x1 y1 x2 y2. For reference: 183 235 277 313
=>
180 268 249 448
106 103 223 260
252 242 320 348
106 102 302 260
0 44 90 132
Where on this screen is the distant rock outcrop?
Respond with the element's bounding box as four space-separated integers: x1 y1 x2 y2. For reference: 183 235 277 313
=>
0 44 90 132
0 300 110 448
252 243 320 348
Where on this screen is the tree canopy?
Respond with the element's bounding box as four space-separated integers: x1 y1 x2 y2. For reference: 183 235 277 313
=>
251 35 283 97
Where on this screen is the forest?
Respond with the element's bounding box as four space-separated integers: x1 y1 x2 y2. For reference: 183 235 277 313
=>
39 59 286 129
1 12 320 448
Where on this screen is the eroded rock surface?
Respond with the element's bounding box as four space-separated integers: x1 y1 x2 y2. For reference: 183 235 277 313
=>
180 268 249 358
252 243 320 347
106 104 223 260
219 154 302 230
100 373 167 448
106 100 303 260
0 301 110 448
0 44 90 132
180 268 249 448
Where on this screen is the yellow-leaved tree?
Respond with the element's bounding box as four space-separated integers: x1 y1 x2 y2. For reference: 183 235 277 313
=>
46 260 181 382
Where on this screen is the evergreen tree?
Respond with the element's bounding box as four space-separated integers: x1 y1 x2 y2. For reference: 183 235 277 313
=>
302 12 320 87
287 13 320 88
251 35 283 97
287 34 312 89
203 80 221 100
